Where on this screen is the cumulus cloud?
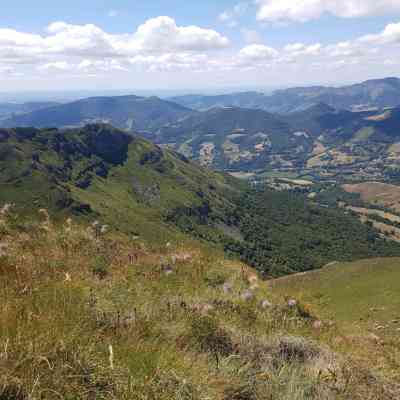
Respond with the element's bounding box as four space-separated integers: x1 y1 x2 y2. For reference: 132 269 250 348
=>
133 16 229 52
239 44 278 62
360 22 400 44
237 20 400 69
0 16 229 66
1 16 399 81
256 0 400 22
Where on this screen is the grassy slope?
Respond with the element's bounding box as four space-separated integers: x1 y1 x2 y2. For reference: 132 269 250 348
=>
0 125 240 244
269 258 400 335
2 125 400 278
1 213 399 399
269 258 400 380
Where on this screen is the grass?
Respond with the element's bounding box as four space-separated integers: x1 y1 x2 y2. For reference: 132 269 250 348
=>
0 208 399 399
268 258 400 380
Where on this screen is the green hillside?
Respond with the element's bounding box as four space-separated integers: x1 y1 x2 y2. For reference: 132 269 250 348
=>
2 210 399 399
268 258 400 380
1 124 400 276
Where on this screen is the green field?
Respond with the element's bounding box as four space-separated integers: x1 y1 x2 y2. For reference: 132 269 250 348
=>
269 258 400 337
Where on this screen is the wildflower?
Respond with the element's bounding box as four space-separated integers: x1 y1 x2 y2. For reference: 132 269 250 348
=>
64 218 73 233
64 272 72 282
222 282 233 294
312 320 323 330
260 299 272 309
0 242 9 257
0 203 12 215
288 299 297 308
240 290 255 301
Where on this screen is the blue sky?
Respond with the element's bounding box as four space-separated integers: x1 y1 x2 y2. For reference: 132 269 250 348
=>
1 0 400 92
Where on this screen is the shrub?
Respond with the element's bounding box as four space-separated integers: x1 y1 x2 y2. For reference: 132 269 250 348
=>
223 384 256 400
0 381 26 400
92 255 109 279
188 315 234 356
204 271 227 288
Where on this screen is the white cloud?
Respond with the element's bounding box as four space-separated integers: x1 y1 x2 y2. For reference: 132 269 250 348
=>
0 16 229 66
284 43 322 56
239 44 279 61
1 16 400 84
133 16 229 52
360 22 400 44
38 61 70 71
256 0 400 22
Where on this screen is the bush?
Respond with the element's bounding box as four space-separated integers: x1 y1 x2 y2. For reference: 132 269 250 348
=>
0 381 26 400
92 255 109 279
188 315 234 356
204 271 227 288
223 385 256 400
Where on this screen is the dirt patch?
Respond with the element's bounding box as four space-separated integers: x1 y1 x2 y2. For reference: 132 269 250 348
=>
343 182 400 212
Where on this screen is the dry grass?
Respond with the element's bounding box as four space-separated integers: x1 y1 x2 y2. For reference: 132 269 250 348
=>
343 182 400 212
0 208 399 399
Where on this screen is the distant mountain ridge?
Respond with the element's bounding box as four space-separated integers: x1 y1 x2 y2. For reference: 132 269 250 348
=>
0 95 193 131
170 77 400 113
0 101 59 118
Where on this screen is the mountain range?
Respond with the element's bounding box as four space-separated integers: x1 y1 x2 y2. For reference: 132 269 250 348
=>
2 77 400 180
170 77 400 113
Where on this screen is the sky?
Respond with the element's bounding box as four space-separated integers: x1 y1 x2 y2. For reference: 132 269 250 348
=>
1 0 400 93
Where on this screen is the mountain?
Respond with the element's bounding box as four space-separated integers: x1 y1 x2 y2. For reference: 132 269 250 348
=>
148 106 314 170
0 95 193 132
170 77 400 113
142 102 400 182
169 91 268 111
0 101 59 118
3 124 400 399
1 123 398 277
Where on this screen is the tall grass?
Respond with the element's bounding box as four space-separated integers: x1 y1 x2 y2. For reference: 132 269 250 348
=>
0 209 398 399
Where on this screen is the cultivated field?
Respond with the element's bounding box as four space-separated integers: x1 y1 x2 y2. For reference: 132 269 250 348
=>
343 182 400 212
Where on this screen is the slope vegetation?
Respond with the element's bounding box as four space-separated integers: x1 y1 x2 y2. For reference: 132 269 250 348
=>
1 209 399 399
1 124 399 277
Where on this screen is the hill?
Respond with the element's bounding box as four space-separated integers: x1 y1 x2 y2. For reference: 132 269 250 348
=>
1 124 400 278
148 107 313 171
0 95 193 132
170 77 400 113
